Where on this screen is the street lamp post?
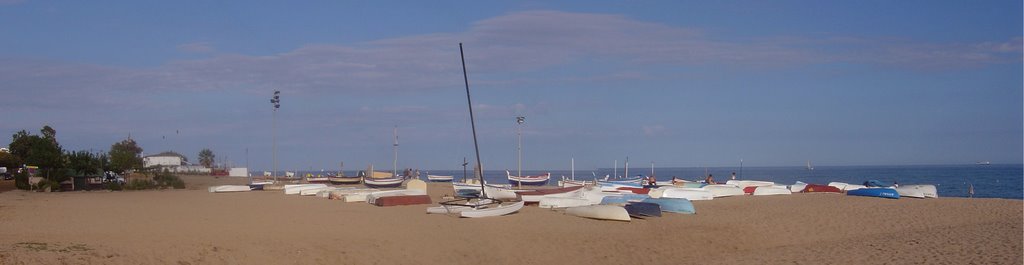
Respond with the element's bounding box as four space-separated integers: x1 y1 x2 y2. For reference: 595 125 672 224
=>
270 91 280 181
516 116 525 189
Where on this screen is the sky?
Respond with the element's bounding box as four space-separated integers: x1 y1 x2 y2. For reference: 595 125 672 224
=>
1 0 1021 172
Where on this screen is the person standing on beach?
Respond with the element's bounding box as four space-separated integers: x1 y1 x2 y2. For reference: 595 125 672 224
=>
731 172 736 180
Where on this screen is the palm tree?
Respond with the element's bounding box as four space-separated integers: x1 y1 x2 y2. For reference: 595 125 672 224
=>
198 149 215 168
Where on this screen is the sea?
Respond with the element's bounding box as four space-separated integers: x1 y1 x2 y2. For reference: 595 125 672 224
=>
297 164 1022 199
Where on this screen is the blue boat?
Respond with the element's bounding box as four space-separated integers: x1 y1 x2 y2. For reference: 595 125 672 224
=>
680 182 706 188
847 188 900 199
624 202 662 218
641 198 696 214
600 194 651 205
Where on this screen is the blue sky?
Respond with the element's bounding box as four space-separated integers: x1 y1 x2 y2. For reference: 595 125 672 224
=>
1 0 1021 171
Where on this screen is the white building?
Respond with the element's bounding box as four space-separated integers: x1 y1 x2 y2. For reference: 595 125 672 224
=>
143 151 187 168
229 168 249 177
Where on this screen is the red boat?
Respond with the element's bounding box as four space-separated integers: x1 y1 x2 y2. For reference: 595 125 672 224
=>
801 184 841 193
616 187 650 194
373 195 432 207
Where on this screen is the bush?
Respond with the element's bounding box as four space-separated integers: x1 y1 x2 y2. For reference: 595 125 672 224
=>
14 171 29 190
153 173 185 189
106 182 123 191
125 179 156 190
34 179 56 191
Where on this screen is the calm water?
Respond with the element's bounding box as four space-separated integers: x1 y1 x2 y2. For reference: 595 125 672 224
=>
308 164 1022 199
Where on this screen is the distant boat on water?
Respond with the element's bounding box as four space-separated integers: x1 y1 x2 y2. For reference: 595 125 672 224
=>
806 161 814 171
976 161 991 166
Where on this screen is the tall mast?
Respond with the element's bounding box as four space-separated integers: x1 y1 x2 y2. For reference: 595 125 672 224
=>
460 43 487 198
614 160 617 179
571 157 575 180
625 157 629 179
651 161 655 177
393 126 398 177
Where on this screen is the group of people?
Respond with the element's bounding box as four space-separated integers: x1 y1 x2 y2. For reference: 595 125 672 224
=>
650 172 740 186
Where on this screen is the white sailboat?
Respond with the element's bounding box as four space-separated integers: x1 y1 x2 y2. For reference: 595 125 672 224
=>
426 43 523 218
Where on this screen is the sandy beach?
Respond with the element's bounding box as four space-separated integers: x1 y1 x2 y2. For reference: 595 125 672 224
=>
0 176 1020 265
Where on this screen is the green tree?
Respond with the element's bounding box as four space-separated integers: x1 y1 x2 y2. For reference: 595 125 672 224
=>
8 126 65 180
0 151 21 171
66 150 100 176
108 138 143 174
198 148 215 168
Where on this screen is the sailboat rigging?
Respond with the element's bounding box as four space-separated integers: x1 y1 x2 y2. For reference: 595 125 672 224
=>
427 43 524 217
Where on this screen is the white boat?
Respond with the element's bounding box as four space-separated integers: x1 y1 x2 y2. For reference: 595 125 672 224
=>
789 181 808 193
207 185 252 193
284 184 328 195
427 174 454 182
559 177 595 187
316 187 354 198
657 187 714 201
725 180 775 188
517 186 584 203
752 186 792 196
328 188 379 200
483 184 520 200
895 184 938 198
299 186 335 196
538 196 593 209
343 191 379 202
427 198 500 214
828 182 867 191
460 201 525 218
366 189 428 204
702 184 745 197
565 205 630 222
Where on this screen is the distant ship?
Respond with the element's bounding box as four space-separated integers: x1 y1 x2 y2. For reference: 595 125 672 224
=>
806 160 814 171
976 161 991 166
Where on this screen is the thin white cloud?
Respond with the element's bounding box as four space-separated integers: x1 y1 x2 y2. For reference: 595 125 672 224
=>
1 10 1020 114
176 42 216 53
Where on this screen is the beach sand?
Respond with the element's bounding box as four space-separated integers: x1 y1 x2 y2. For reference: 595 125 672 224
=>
0 176 1020 264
